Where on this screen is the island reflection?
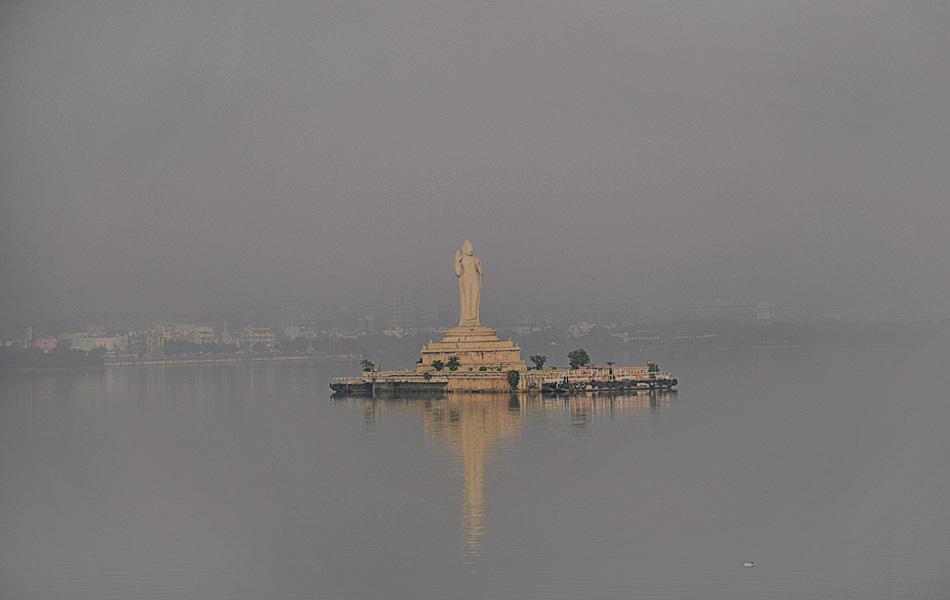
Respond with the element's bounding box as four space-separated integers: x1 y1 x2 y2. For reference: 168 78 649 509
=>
338 391 672 558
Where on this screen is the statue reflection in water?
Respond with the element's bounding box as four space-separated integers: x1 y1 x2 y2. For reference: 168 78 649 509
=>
344 391 670 560
422 393 521 559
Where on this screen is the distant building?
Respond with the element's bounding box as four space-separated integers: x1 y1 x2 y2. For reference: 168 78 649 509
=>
385 292 416 330
68 333 125 352
359 314 376 335
72 332 97 352
276 308 317 330
569 321 594 338
146 332 164 355
756 301 775 322
34 337 57 352
173 324 196 340
95 336 124 351
240 326 275 349
193 326 214 345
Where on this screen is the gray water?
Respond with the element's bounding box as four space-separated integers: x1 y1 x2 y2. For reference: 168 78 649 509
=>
2 344 950 599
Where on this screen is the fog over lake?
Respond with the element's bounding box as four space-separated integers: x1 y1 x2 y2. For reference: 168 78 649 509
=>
3 344 950 598
3 3 950 597
3 2 950 329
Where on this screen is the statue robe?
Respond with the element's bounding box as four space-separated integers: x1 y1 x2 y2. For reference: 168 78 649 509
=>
456 253 482 326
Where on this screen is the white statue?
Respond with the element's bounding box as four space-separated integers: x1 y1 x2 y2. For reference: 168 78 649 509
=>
455 240 483 327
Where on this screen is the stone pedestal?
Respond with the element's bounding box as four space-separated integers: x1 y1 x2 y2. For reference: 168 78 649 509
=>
418 325 525 372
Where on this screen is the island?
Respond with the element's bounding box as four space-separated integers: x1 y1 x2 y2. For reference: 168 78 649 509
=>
331 240 677 397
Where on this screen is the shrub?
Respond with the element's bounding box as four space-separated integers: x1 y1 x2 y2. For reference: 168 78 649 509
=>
568 348 590 370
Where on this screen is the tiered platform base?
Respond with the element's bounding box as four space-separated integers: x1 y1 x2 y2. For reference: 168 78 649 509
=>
418 325 525 372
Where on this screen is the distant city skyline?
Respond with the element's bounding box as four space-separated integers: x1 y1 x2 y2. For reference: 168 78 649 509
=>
5 288 945 349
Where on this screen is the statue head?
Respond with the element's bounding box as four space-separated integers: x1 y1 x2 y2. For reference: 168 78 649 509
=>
462 240 474 256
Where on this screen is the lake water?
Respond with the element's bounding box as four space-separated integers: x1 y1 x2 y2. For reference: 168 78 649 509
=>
2 343 950 599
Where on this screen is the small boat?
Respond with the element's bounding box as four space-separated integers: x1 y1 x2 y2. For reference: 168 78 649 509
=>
330 377 373 395
538 365 678 395
330 374 449 397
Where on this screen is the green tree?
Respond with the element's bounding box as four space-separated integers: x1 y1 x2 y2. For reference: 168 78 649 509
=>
648 361 659 373
529 355 547 370
360 358 375 372
506 369 520 388
446 355 461 371
478 366 487 371
606 361 616 370
568 348 590 370
431 359 444 371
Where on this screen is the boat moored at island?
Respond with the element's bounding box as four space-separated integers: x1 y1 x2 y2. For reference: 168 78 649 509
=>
331 373 449 396
527 365 678 394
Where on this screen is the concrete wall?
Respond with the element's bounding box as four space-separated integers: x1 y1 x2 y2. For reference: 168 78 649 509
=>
369 370 519 393
445 373 514 392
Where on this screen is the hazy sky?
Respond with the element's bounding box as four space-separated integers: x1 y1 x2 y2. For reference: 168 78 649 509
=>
2 1 950 327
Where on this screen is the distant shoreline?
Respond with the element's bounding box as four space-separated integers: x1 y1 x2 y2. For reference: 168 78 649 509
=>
0 353 361 371
103 353 358 367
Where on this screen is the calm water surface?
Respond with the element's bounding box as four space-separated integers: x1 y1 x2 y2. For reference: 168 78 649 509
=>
2 344 950 599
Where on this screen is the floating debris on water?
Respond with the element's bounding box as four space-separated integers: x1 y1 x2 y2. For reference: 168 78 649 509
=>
743 562 756 568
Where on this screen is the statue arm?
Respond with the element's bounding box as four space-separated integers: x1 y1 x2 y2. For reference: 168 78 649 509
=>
475 257 483 277
454 251 463 276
